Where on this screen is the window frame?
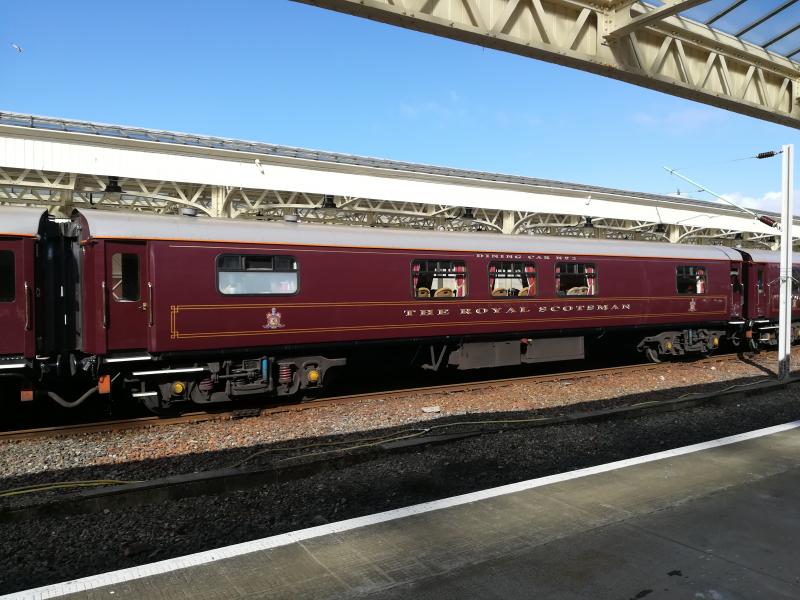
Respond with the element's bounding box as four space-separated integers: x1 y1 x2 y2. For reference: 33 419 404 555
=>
216 253 300 297
487 261 536 298
110 252 141 303
410 259 468 300
555 262 597 297
676 265 707 296
0 250 14 303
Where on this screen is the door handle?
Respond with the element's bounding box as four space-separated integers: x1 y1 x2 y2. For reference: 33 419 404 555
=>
140 302 148 311
147 282 153 326
24 281 32 331
101 281 108 329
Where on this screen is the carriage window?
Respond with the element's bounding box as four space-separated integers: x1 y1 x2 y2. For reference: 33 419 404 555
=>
556 263 596 296
111 253 140 301
793 268 800 293
489 262 535 297
217 254 298 295
677 266 706 295
757 270 764 291
412 260 467 299
0 251 14 302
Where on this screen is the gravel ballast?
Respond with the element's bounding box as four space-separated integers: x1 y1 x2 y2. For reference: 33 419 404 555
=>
1 351 799 594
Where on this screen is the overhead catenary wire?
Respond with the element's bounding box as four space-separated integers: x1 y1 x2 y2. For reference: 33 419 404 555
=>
664 149 785 229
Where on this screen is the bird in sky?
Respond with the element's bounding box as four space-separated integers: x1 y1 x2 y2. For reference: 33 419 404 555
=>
11 43 22 53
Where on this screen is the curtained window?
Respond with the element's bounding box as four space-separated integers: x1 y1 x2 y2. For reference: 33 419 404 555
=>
411 260 467 298
556 263 596 296
488 261 536 297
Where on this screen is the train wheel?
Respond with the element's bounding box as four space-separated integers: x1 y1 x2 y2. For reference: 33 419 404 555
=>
644 346 661 363
139 390 179 417
729 330 742 349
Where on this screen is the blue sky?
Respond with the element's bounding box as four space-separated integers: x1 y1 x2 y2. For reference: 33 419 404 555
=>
1 0 796 211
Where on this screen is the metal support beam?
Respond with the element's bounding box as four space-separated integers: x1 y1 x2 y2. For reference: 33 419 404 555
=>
779 144 794 380
294 0 800 128
608 0 712 39
1 114 798 250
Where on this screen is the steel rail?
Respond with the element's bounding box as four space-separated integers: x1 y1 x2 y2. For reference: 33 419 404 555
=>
1 360 793 525
0 354 747 442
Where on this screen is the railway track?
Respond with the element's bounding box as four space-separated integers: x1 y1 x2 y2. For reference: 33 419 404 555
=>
1 352 792 525
0 353 748 442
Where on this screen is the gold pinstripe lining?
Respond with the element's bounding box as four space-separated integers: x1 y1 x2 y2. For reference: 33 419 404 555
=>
170 311 728 340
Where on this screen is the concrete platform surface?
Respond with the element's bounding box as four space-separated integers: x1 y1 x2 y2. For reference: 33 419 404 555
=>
14 422 800 600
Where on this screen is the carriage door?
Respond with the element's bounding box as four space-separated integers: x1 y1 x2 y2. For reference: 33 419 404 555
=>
0 239 34 358
105 242 149 351
753 264 767 318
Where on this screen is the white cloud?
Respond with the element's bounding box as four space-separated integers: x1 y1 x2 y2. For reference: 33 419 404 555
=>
719 190 797 213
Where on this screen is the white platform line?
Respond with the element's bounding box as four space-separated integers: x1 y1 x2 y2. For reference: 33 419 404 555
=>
7 420 800 600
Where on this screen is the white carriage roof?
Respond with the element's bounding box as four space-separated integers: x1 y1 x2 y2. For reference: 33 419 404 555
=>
0 111 785 224
76 209 743 261
743 249 800 263
0 206 47 236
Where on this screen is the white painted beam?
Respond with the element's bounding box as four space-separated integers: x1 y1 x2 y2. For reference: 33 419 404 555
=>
293 0 800 128
0 123 784 239
608 0 713 39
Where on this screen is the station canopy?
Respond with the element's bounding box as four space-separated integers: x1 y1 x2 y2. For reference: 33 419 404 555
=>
675 0 800 62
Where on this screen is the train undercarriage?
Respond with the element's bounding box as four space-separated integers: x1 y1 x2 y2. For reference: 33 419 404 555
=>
3 320 799 413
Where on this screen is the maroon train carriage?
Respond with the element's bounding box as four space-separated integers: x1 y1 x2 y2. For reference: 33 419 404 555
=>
2 206 799 413
0 206 77 406
0 207 45 401
61 209 797 413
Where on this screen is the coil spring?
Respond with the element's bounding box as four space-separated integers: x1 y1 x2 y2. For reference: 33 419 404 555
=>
278 363 293 384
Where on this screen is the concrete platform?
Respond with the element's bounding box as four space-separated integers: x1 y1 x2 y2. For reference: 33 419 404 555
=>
14 422 800 600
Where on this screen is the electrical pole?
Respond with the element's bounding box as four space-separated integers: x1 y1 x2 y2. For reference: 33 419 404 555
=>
779 144 794 380
666 146 794 379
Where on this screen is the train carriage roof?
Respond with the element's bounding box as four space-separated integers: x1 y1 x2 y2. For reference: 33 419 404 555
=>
0 206 48 237
75 209 747 261
743 249 800 264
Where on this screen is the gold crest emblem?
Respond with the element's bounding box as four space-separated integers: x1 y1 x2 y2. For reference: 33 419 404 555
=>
263 307 285 330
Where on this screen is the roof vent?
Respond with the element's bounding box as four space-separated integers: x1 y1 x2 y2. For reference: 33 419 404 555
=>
180 207 198 217
284 213 299 223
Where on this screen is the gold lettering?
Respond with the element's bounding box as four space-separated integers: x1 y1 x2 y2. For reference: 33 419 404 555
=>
563 306 573 311
596 305 608 311
460 308 472 315
420 309 434 316
519 307 530 313
538 307 547 313
491 307 502 314
437 309 450 316
403 310 415 317
505 307 517 314
475 308 489 314
622 304 631 310
550 306 561 312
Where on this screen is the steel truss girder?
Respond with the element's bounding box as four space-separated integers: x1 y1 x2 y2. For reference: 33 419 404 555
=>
294 0 800 128
0 167 791 249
